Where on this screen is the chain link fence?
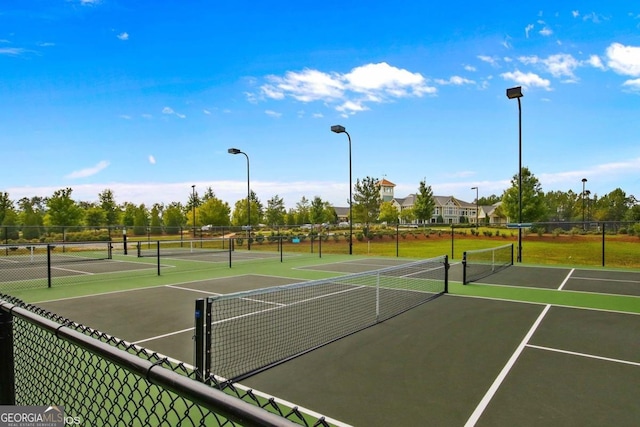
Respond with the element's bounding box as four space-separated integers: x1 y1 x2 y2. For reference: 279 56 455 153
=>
0 294 332 426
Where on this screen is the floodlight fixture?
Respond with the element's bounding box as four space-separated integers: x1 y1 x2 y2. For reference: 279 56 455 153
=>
506 86 523 99
331 124 346 134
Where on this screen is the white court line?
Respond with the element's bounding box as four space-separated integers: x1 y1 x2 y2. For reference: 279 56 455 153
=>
572 276 640 284
165 284 221 296
557 268 575 291
526 344 640 367
132 327 195 345
51 266 94 275
464 304 551 427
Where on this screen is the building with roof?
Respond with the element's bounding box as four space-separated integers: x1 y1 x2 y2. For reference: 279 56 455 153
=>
334 178 507 225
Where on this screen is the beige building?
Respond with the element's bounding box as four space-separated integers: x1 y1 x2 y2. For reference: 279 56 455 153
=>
334 178 507 225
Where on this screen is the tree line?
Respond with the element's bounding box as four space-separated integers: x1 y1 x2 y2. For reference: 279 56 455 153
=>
1 168 638 239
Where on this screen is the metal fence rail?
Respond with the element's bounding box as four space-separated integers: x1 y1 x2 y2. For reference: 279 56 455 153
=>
0 294 329 427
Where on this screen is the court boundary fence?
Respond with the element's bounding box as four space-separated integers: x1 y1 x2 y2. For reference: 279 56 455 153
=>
0 294 331 427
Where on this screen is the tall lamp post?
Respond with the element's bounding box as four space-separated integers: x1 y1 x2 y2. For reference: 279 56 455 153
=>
331 124 353 255
471 186 479 229
581 178 588 228
506 86 523 263
191 185 196 238
228 148 251 250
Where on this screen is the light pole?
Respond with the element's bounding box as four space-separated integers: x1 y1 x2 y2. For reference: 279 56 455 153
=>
331 124 352 255
582 178 588 228
228 148 251 250
506 86 523 263
585 190 591 222
471 186 479 229
191 185 196 238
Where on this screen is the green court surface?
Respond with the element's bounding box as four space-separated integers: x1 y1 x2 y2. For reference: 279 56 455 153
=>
4 251 640 426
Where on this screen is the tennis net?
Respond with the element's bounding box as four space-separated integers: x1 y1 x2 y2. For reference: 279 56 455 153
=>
197 255 449 382
462 243 513 284
136 239 231 258
0 242 111 267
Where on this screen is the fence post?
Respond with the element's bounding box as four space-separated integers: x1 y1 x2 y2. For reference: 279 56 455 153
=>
0 305 16 404
602 222 606 267
47 244 52 288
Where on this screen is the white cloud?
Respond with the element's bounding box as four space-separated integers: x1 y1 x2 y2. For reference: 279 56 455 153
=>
117 32 129 41
148 155 156 165
588 55 605 70
606 43 640 76
344 62 434 96
539 27 553 36
464 65 476 72
162 106 185 118
543 54 580 80
500 70 552 90
118 114 131 120
518 53 580 81
0 47 28 56
582 12 604 23
435 76 475 85
525 24 534 38
262 69 344 102
258 62 436 115
203 109 211 115
622 78 640 92
265 110 282 118
65 161 110 179
572 10 580 18
79 0 100 5
540 157 640 185
478 55 499 67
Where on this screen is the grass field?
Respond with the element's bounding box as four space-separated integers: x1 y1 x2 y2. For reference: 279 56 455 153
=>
223 228 639 269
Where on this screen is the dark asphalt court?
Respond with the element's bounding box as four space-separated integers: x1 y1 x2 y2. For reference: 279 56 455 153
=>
33 261 640 426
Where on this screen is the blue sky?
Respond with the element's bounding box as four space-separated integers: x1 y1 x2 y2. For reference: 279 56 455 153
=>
1 1 639 209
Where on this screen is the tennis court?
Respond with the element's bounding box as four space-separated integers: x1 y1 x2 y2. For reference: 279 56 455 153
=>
17 255 640 426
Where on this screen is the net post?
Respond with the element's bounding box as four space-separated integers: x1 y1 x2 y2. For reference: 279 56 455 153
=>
444 255 449 293
0 305 15 405
228 237 232 268
510 243 514 266
204 297 212 383
280 235 283 263
194 298 205 382
156 241 161 276
319 232 322 258
136 241 141 257
375 271 380 323
108 240 113 260
462 251 467 285
47 244 52 288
